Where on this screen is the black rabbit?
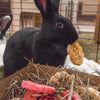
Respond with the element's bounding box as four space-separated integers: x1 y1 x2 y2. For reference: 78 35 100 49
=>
3 0 78 77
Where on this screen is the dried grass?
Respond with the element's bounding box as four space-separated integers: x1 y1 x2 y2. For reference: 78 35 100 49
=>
1 61 100 100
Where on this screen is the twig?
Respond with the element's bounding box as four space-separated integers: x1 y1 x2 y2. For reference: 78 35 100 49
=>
31 93 48 97
61 74 75 100
61 93 70 100
68 74 75 100
86 75 90 100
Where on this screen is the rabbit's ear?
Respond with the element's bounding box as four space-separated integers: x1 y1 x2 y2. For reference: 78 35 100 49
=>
34 0 56 18
0 14 12 34
51 0 60 13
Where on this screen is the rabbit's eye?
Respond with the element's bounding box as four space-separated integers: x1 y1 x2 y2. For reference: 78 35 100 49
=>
56 22 64 29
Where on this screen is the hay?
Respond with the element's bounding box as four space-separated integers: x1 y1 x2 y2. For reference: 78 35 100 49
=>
2 61 100 100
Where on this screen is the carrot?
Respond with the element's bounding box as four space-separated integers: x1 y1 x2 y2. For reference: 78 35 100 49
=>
21 80 55 94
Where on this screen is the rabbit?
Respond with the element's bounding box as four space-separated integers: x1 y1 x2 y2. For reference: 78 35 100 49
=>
3 0 78 77
0 14 12 67
64 55 100 76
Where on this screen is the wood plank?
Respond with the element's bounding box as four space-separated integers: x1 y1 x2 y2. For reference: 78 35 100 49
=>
94 0 100 42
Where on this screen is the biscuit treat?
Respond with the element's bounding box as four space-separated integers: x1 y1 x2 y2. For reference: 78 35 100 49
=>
49 71 71 88
67 42 84 65
78 87 100 100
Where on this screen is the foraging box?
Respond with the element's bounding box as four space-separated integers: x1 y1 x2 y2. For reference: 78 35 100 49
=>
0 62 100 100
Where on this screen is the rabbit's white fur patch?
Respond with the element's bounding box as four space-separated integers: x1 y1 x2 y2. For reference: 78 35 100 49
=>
0 37 6 66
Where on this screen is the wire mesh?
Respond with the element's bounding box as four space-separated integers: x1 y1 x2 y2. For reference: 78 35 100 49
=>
0 0 100 63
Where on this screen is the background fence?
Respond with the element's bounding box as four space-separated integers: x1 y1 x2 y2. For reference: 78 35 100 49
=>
0 0 100 63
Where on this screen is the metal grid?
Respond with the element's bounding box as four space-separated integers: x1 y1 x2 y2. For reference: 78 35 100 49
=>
0 0 100 63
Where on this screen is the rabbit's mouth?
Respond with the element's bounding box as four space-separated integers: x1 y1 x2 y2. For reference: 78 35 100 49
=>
69 33 78 45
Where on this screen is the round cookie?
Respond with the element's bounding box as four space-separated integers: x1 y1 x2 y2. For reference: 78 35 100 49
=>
67 42 84 65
